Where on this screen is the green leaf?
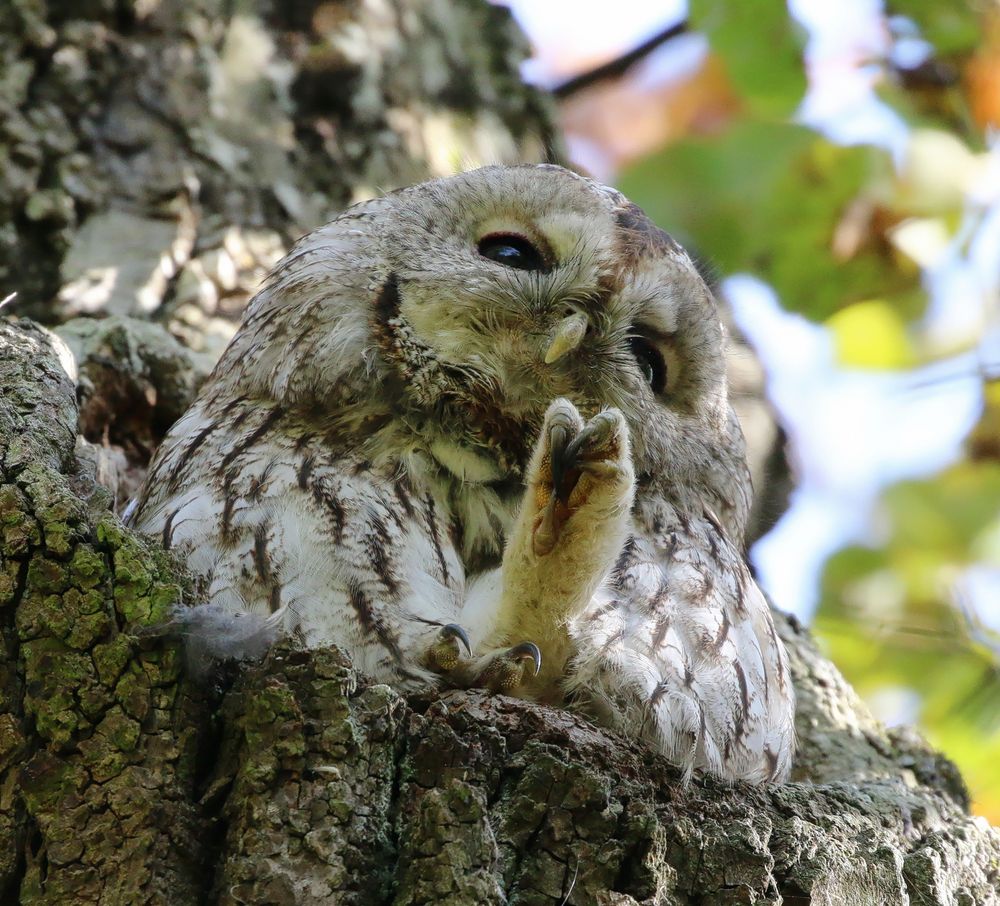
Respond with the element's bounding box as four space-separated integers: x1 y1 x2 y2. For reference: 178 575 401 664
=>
826 299 916 369
618 121 920 320
817 462 1000 821
689 0 807 118
882 464 1000 560
889 1 982 56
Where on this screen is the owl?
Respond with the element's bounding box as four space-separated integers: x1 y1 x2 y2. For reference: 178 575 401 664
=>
130 164 794 784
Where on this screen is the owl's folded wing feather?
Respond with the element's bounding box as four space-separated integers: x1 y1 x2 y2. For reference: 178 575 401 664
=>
565 529 795 783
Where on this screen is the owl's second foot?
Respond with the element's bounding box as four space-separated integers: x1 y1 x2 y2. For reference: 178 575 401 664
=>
469 641 542 694
533 401 632 557
424 623 472 674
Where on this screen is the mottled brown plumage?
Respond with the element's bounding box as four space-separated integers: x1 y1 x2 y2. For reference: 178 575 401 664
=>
131 164 794 782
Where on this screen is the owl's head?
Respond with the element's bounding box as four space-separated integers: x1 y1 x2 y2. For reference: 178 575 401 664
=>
217 165 749 533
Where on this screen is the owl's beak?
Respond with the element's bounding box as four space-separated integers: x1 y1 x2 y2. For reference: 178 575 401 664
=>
544 312 588 364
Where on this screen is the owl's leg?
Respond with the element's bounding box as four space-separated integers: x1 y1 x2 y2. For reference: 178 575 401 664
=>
486 398 635 695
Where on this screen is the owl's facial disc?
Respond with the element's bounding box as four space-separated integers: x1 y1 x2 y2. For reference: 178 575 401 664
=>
368 168 725 479
392 242 669 428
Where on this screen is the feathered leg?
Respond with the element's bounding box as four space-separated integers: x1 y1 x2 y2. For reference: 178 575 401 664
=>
465 398 635 697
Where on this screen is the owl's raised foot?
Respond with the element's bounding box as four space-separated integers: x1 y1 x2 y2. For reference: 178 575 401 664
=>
470 641 542 694
533 400 632 557
424 622 472 674
550 409 624 501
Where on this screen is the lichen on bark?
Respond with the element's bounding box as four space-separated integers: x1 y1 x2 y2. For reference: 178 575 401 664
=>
1 0 558 347
1 320 211 904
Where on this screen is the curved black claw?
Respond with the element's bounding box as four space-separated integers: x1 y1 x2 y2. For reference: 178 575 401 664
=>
441 622 472 656
474 640 544 693
554 413 616 504
548 420 573 504
426 622 472 674
508 641 542 677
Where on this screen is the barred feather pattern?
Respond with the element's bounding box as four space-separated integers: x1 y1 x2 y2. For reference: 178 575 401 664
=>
565 503 793 783
131 164 794 783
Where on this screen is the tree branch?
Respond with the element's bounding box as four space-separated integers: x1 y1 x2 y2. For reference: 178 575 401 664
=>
552 20 689 98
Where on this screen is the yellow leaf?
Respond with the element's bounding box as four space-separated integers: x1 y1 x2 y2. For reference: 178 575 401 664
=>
826 300 915 369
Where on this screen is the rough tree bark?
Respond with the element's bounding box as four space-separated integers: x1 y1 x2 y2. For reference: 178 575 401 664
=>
1 2 998 905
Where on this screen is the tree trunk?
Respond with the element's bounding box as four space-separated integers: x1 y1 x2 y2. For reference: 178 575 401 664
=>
1 2 997 904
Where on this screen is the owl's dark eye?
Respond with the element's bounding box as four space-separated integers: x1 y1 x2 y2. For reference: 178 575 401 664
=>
628 336 667 394
477 233 548 271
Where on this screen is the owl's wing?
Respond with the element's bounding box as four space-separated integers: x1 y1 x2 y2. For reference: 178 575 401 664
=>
130 402 468 688
564 524 794 783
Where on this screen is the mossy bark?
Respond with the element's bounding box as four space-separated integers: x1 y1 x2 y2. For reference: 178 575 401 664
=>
1 320 211 903
1 1 998 904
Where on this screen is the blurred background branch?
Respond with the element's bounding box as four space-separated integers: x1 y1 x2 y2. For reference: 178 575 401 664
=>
552 20 690 98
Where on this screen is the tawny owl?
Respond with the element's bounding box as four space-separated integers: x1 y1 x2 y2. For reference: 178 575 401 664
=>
130 164 794 783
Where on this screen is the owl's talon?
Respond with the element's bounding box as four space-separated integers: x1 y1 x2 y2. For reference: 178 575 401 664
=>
508 640 542 676
549 409 623 504
548 417 574 504
528 403 630 558
426 622 472 673
441 622 472 654
473 641 543 692
532 497 560 557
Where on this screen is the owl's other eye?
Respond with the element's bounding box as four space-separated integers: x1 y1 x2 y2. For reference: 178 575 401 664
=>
628 336 667 394
477 233 548 271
